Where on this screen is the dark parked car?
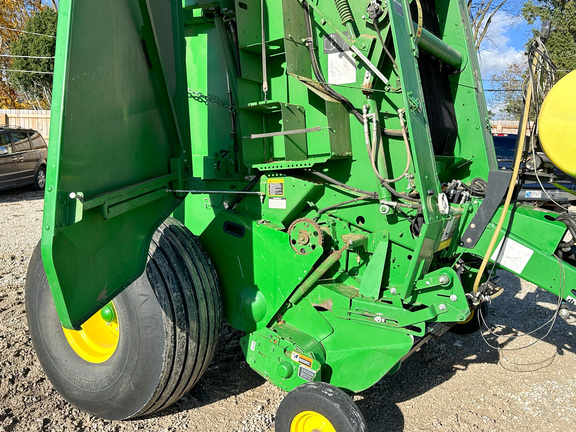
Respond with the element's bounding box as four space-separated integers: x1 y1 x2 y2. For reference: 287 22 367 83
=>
0 126 47 192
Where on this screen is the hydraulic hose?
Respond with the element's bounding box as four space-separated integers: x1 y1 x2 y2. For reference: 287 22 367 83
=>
471 46 539 295
302 1 364 124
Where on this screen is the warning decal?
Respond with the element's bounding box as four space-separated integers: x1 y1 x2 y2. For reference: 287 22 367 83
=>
438 214 461 251
298 365 316 382
267 179 284 196
291 351 313 368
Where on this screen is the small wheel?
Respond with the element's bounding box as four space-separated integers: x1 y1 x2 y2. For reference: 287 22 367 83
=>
33 165 46 190
450 302 488 334
275 382 367 432
26 217 222 420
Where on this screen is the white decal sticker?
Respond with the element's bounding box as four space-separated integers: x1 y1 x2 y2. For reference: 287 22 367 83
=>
441 215 460 242
525 190 542 199
297 365 316 382
328 51 356 85
269 197 287 209
491 238 534 274
250 341 256 352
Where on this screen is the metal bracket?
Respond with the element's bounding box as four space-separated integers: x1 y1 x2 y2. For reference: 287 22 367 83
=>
460 170 512 248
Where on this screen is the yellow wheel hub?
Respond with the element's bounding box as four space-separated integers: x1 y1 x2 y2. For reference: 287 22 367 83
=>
291 411 336 432
62 302 119 363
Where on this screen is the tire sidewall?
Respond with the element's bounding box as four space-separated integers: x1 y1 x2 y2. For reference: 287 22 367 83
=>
275 382 366 432
33 166 46 190
26 246 169 420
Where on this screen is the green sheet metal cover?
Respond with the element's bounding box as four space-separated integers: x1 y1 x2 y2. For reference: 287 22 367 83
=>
42 0 191 329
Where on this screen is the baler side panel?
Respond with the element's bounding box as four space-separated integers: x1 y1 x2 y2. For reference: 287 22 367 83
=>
42 0 191 329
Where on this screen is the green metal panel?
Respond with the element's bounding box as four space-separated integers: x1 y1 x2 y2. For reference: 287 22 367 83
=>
43 0 190 329
199 212 323 332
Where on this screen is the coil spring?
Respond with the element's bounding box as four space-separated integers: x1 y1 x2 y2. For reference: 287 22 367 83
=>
334 0 353 25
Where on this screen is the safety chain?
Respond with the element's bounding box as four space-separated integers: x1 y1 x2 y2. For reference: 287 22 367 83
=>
187 88 236 113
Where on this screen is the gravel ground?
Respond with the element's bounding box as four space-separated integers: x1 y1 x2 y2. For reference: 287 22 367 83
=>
1 187 576 431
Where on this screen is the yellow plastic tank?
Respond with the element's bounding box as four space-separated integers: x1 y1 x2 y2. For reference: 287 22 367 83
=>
539 70 576 177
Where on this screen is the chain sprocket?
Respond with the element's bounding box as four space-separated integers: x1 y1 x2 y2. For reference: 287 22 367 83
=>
287 218 324 255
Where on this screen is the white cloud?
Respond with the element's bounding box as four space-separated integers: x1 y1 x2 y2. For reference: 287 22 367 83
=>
477 10 527 78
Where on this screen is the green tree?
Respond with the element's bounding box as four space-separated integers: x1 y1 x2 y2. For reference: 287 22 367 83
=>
8 7 57 108
0 0 44 108
523 0 576 79
490 62 526 120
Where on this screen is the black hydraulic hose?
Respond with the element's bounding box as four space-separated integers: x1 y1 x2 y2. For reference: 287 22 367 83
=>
302 2 364 124
301 1 420 207
304 169 378 198
315 196 377 219
381 181 420 204
556 214 576 249
228 172 263 210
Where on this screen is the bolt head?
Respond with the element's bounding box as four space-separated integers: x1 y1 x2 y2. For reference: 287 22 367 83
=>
438 275 450 285
450 294 458 302
390 288 397 294
438 304 446 311
465 238 472 244
374 315 383 323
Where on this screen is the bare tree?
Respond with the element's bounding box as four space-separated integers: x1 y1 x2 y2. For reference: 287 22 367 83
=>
469 0 510 50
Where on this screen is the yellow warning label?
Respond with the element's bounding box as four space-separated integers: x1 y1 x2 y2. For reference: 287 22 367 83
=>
267 179 284 196
438 214 460 251
290 351 313 368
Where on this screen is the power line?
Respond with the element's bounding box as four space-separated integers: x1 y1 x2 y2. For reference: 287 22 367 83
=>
0 69 53 74
0 54 54 59
482 78 523 82
0 26 56 38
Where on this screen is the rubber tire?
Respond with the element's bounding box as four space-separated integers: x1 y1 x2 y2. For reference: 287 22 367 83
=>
450 302 488 335
25 217 222 420
275 382 367 432
32 165 46 191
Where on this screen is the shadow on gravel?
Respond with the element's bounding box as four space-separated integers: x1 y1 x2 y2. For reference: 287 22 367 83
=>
140 324 266 420
357 270 576 431
0 188 44 203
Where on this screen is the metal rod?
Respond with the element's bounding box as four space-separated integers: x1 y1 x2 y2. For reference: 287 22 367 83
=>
288 245 347 305
214 16 240 107
261 0 268 102
244 126 324 139
166 189 265 196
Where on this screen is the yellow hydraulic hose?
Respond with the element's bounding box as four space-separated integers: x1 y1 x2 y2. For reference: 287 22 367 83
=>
472 50 539 295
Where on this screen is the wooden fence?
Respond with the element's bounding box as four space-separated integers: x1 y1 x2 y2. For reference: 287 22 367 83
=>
0 109 51 143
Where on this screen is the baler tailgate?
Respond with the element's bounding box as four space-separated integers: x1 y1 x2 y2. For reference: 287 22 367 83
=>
42 0 191 329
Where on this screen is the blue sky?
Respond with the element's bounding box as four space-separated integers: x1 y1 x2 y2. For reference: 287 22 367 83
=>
476 9 535 112
477 12 533 79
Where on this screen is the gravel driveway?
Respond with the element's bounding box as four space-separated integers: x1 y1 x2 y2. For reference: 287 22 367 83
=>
1 188 575 431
